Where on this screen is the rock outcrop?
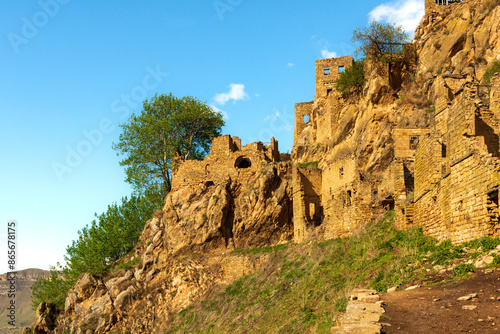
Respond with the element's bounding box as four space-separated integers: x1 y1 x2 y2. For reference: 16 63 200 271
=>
52 162 292 333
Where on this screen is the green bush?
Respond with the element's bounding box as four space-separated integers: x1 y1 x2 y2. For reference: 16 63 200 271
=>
335 59 365 96
483 60 500 84
452 263 475 277
297 161 319 168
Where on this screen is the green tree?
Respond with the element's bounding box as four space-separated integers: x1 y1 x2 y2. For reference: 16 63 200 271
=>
31 195 156 310
113 93 225 203
352 20 409 62
64 195 156 277
31 264 73 311
335 59 365 96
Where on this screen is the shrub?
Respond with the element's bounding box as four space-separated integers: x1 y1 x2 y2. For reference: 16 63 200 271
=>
297 161 319 169
452 263 475 277
335 59 365 96
483 60 500 85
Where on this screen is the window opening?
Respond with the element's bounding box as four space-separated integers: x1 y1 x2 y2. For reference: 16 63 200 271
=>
409 135 420 150
303 114 309 122
324 67 331 75
338 66 345 73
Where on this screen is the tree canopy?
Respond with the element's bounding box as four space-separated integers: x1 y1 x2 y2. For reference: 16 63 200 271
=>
352 20 409 62
113 93 225 202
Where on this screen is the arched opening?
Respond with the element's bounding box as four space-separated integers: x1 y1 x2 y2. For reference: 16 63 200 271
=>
234 157 252 169
303 114 309 123
205 181 214 187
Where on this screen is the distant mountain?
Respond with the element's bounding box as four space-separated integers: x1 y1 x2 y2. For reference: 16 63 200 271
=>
0 269 49 333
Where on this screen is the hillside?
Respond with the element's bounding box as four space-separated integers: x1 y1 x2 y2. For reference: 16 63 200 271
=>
27 0 500 333
0 269 49 333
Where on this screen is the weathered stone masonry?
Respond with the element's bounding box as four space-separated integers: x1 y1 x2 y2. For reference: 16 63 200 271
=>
172 135 282 192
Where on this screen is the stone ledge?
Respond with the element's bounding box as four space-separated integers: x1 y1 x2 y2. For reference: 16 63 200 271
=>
331 289 384 334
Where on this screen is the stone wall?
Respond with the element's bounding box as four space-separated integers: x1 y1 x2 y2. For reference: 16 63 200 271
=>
412 80 500 243
293 166 322 243
393 128 431 159
294 102 314 145
315 56 354 100
172 135 281 191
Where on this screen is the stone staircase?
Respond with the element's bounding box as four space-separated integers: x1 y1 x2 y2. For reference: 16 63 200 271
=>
331 289 384 334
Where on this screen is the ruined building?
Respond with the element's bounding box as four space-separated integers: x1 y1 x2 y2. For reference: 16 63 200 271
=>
172 135 282 191
292 0 500 244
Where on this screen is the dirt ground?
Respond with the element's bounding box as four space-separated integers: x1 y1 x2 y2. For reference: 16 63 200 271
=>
381 267 500 333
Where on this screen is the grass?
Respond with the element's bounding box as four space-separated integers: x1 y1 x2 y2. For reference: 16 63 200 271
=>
163 211 500 333
297 161 319 169
483 60 500 85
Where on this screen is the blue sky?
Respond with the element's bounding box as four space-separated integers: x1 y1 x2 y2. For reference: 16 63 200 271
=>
0 0 424 273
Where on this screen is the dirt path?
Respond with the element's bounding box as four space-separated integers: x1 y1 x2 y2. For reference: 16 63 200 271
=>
381 268 500 333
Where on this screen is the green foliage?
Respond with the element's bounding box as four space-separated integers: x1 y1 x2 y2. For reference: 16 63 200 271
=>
452 263 475 277
335 59 365 96
425 106 436 114
352 20 409 63
31 264 73 311
464 236 500 251
333 296 348 312
483 61 500 85
64 195 156 278
297 161 319 168
32 195 155 310
113 93 225 203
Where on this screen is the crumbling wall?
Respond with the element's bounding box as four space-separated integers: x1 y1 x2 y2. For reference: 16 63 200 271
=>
413 82 500 243
294 102 314 145
315 56 354 100
172 135 281 191
293 166 322 243
393 128 432 159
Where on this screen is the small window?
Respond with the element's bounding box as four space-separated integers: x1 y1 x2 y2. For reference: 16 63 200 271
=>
205 181 214 187
338 66 345 73
327 88 333 95
324 67 331 75
309 203 316 217
339 167 344 179
303 114 309 122
409 136 420 150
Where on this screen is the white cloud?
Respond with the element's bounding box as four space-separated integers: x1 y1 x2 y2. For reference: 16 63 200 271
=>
287 62 295 67
213 83 249 106
321 48 337 59
211 105 230 120
369 0 425 34
264 109 280 121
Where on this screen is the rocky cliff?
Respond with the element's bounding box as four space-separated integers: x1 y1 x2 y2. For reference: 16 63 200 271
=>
53 163 292 333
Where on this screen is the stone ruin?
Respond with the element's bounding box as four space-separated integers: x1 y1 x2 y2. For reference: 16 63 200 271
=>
172 135 284 191
293 51 500 244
